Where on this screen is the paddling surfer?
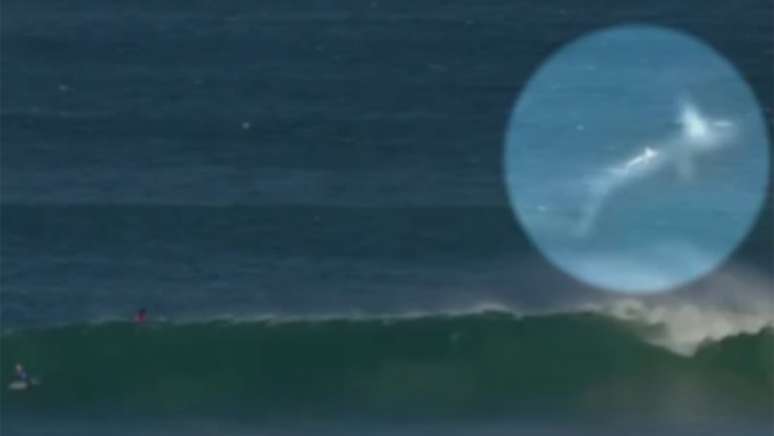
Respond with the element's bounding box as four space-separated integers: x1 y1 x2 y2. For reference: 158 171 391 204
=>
14 363 29 384
134 308 148 324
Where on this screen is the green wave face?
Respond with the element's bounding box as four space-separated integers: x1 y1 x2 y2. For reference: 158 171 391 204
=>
2 313 772 421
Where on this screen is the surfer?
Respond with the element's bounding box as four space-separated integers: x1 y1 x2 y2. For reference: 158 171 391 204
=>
14 363 29 384
134 308 148 324
9 363 40 391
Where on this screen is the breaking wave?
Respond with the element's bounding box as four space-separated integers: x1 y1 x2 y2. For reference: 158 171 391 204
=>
2 310 771 420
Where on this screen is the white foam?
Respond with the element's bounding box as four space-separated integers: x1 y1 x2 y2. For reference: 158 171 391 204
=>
586 267 774 355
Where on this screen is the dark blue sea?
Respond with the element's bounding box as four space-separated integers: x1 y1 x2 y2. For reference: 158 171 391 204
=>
2 0 772 434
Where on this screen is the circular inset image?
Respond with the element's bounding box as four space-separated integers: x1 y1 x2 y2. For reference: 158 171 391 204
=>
504 25 770 294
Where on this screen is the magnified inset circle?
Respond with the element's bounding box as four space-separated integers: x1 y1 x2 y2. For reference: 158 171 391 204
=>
504 25 770 294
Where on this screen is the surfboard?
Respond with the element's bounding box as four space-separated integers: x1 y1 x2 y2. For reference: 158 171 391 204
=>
8 380 28 391
8 378 39 391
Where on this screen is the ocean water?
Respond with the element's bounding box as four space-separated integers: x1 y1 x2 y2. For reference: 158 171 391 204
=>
2 0 772 434
3 314 773 435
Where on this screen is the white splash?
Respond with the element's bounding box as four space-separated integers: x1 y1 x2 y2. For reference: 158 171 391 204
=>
575 98 737 237
586 266 774 355
600 299 772 355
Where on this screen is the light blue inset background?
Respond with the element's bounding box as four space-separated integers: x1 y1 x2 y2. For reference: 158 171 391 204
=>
504 25 770 294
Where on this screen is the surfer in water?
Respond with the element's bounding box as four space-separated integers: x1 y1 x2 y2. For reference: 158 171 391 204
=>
14 364 29 384
134 308 148 324
9 363 40 391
